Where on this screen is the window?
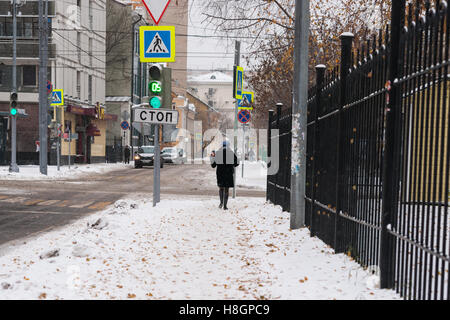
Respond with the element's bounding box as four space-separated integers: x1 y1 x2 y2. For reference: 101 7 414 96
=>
77 32 81 62
23 19 33 37
88 38 93 66
77 0 81 7
22 65 37 86
5 19 12 37
89 1 93 29
64 120 72 134
76 71 81 99
0 70 3 85
88 75 92 103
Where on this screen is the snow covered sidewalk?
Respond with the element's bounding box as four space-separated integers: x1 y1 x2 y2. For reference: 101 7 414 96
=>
0 163 133 180
0 197 400 300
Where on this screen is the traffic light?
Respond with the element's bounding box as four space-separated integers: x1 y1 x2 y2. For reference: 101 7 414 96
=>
148 64 163 109
10 92 18 116
148 64 172 109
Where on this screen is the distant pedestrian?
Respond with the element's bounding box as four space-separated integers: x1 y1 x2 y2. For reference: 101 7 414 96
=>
124 145 131 164
210 141 239 210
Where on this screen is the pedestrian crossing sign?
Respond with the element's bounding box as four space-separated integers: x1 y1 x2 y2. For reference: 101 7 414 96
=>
51 89 64 106
233 66 244 99
238 91 254 110
140 26 175 63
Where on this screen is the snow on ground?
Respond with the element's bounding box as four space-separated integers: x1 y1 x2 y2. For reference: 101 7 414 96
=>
235 161 267 190
0 196 399 300
0 163 133 181
186 160 267 191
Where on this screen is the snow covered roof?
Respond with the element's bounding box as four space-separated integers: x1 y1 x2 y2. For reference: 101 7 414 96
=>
188 71 234 84
106 96 131 103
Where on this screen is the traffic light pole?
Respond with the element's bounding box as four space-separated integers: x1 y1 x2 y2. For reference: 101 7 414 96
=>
233 40 240 199
130 14 143 156
9 0 19 173
153 125 160 207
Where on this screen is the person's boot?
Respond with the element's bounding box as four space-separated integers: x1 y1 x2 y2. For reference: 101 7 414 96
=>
223 189 229 210
219 188 224 208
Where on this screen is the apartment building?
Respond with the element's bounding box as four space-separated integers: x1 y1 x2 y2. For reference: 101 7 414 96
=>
0 0 117 165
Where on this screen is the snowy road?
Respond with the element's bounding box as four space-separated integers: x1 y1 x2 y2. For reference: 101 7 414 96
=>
0 163 264 245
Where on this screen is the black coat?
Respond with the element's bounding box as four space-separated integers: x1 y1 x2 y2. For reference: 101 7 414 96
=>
211 147 239 188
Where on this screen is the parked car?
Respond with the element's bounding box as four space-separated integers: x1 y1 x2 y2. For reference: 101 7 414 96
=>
134 146 164 169
161 147 187 164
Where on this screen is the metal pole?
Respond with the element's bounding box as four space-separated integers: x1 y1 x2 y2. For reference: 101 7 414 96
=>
241 124 245 178
380 0 405 289
68 135 71 170
39 0 48 175
57 139 60 171
153 124 160 206
233 40 240 199
130 15 143 156
290 0 309 229
9 0 19 173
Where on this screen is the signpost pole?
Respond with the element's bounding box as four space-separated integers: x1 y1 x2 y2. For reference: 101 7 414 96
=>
233 40 240 199
153 124 160 207
242 124 245 178
68 135 71 170
57 139 60 171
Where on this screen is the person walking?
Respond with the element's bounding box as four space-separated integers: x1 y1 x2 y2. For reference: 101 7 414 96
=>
210 141 239 210
124 145 131 164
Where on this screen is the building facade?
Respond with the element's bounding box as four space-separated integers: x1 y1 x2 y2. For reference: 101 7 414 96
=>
0 0 117 165
187 71 235 130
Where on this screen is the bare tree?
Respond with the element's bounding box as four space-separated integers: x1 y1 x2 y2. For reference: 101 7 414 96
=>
200 0 392 128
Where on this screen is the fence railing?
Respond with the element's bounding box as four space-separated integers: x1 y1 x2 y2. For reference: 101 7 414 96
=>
267 103 292 213
267 0 449 300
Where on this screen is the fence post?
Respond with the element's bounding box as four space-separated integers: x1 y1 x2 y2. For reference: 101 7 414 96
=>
310 64 326 236
267 109 274 202
275 103 282 206
334 32 354 253
380 0 405 289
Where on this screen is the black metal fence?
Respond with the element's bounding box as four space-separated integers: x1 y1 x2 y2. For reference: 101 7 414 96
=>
268 0 449 299
267 103 292 212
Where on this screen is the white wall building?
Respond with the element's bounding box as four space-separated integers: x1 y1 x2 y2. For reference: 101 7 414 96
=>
0 0 111 165
53 0 106 106
187 71 236 129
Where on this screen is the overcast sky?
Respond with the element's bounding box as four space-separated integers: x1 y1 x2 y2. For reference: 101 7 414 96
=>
187 0 250 73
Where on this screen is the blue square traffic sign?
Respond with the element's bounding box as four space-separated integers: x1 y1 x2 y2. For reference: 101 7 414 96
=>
51 89 64 106
140 26 175 63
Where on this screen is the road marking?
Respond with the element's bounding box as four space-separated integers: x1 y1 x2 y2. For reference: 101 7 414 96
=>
24 199 45 206
3 210 78 215
0 195 10 200
0 197 28 203
55 200 71 207
88 201 112 210
37 200 61 206
69 201 95 208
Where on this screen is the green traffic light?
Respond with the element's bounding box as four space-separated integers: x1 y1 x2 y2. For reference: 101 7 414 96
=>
150 96 162 109
10 108 17 116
